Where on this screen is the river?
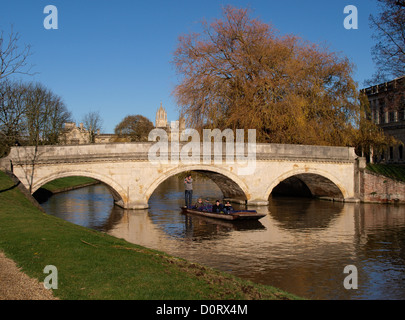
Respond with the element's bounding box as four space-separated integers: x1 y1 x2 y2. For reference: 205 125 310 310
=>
40 176 405 300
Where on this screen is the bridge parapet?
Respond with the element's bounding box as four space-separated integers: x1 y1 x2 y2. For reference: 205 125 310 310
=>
5 142 358 165
256 144 357 162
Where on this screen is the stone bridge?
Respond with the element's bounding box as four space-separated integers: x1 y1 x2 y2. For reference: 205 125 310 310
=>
1 142 361 209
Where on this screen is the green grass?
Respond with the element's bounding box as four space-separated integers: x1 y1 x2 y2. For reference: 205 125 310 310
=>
366 163 405 183
41 176 98 193
0 170 300 300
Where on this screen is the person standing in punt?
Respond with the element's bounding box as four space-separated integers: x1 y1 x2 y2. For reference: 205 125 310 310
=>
184 175 193 208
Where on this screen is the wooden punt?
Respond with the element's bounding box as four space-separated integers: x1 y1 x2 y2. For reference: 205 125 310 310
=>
180 207 266 221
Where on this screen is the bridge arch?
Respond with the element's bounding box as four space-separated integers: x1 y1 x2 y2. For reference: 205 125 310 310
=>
264 168 348 200
32 170 127 206
145 165 250 203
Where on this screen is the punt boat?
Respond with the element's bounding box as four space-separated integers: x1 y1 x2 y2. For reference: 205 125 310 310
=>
180 206 266 221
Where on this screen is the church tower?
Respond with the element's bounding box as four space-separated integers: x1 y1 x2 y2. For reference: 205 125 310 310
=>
155 102 167 128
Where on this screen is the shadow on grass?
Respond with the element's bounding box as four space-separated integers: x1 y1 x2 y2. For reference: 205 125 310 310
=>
0 181 20 193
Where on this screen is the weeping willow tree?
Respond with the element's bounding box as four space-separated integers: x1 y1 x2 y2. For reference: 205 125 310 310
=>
172 5 388 148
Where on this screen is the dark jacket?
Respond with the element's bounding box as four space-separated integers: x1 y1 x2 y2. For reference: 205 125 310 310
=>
212 204 223 213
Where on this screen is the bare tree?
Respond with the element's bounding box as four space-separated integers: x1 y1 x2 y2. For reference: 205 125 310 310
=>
0 27 35 81
21 83 71 192
26 83 71 145
1 82 71 156
0 80 28 156
369 0 405 81
82 111 103 143
365 0 405 126
0 27 35 156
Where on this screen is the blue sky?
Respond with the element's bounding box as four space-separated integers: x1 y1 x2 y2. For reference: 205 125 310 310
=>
1 0 380 133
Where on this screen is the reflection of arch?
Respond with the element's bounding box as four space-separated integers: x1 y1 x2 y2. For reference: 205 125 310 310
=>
145 165 250 202
265 169 347 200
32 171 126 204
269 197 344 230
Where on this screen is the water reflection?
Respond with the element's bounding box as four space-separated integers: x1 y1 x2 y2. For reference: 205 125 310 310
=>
269 197 344 230
41 177 405 300
43 185 117 231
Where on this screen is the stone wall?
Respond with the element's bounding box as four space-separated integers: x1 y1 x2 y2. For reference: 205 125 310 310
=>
360 170 405 203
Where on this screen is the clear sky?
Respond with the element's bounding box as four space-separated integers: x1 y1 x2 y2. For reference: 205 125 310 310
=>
0 0 380 133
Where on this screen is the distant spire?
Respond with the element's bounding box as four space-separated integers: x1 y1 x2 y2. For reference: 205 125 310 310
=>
158 101 165 112
156 101 167 127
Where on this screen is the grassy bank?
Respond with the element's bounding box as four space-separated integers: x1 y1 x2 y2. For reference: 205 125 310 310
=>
0 170 299 300
40 176 98 193
366 163 405 183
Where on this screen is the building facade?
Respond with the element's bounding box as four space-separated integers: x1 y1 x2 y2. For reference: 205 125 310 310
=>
361 76 405 163
59 103 184 145
58 122 91 145
59 122 117 145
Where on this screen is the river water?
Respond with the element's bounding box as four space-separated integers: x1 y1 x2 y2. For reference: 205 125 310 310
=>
40 177 405 300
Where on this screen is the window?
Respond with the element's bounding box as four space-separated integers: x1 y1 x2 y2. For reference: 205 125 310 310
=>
375 109 380 124
399 145 403 160
399 109 405 121
389 111 395 122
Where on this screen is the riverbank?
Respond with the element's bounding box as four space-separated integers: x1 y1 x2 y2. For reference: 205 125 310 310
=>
360 164 405 204
33 176 100 203
40 176 99 193
0 170 299 300
366 163 405 182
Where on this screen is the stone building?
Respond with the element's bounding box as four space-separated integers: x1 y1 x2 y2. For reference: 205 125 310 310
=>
59 122 117 145
361 76 405 163
59 103 185 145
94 133 117 144
58 122 91 145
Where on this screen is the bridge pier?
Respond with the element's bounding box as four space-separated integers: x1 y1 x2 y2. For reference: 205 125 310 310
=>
246 199 269 206
114 200 150 210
